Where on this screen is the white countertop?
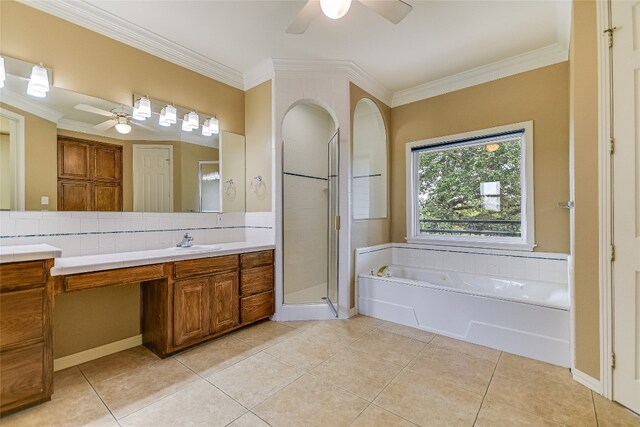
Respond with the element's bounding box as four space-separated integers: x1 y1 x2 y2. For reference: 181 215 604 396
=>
0 244 63 264
50 242 275 276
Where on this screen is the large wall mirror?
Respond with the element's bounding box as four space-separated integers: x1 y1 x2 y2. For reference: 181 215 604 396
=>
352 98 387 219
0 72 246 213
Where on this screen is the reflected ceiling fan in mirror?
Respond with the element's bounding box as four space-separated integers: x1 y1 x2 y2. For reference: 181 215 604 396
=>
286 0 412 34
74 103 154 135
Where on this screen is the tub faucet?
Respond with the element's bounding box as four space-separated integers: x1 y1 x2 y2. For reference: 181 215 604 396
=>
177 233 194 248
377 265 391 278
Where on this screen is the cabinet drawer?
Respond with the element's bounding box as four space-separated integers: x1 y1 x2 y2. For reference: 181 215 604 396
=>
0 261 46 292
241 291 274 324
0 289 45 348
174 255 238 279
241 266 274 297
64 264 165 292
0 342 45 409
240 251 273 270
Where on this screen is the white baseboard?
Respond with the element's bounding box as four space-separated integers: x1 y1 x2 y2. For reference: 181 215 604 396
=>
572 368 602 394
54 335 143 372
349 307 357 317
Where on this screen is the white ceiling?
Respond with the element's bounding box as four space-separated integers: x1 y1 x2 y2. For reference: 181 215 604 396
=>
23 0 571 104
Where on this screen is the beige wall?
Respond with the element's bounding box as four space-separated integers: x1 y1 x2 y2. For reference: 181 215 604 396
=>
221 131 247 212
570 0 600 379
1 103 58 211
245 81 273 212
350 84 392 308
0 1 244 135
390 63 571 253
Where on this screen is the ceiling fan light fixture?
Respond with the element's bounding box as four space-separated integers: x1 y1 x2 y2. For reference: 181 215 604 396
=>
320 0 352 19
27 64 50 98
115 117 131 134
0 57 5 89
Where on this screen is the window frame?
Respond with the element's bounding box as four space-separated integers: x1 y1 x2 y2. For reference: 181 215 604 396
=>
405 121 536 251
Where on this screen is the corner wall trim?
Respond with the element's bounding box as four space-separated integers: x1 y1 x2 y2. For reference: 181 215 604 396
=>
53 334 143 372
572 368 603 394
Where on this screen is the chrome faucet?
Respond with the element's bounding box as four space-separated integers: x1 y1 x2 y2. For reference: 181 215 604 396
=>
177 233 194 248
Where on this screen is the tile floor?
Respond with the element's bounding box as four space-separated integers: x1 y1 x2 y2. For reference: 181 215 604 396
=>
3 316 639 426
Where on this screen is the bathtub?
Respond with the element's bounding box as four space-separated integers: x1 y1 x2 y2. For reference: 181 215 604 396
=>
358 265 570 367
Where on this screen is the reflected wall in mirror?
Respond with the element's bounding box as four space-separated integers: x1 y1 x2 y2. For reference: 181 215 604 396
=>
0 73 247 212
199 161 221 212
352 98 388 219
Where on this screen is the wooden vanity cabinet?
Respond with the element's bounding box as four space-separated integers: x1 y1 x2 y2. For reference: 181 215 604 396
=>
141 250 274 358
0 260 54 416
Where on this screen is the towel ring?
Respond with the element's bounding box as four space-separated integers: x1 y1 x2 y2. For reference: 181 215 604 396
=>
224 179 236 197
250 175 265 194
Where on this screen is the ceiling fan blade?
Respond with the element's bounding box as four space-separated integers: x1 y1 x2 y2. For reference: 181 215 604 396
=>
358 0 412 24
130 121 156 131
286 0 321 34
93 119 116 132
75 103 114 117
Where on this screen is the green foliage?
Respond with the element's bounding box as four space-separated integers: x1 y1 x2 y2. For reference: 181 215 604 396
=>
417 139 522 237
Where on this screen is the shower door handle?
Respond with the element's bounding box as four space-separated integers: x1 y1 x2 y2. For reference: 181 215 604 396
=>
335 216 341 230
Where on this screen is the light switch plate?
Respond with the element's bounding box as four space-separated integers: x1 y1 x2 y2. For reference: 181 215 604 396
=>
41 196 49 205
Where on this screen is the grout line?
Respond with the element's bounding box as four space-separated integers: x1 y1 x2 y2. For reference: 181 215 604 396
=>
76 366 119 424
249 410 275 427
472 351 502 426
591 391 600 427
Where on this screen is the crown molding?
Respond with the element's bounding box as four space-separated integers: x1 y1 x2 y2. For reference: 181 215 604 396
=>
244 59 275 91
19 0 244 90
0 89 64 123
391 43 569 108
271 59 392 106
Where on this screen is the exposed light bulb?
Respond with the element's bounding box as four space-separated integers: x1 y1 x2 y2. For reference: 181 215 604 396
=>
320 0 352 19
27 64 50 98
0 57 5 89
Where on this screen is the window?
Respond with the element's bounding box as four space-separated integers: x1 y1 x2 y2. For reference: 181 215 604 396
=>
406 121 535 251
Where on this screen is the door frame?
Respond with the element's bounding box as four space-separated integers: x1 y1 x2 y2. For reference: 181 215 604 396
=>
0 108 25 210
132 144 174 213
596 0 613 400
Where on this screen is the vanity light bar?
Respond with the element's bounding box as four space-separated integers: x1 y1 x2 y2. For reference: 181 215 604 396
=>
132 93 219 134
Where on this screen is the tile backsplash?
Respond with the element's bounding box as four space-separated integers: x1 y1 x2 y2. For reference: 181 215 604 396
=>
0 211 274 257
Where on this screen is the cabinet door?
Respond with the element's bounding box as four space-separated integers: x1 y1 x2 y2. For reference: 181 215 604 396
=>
58 180 92 211
58 139 91 179
93 182 122 211
173 278 210 347
210 271 238 333
93 145 122 182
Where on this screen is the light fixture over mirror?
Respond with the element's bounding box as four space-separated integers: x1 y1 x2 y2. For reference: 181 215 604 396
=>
26 64 50 98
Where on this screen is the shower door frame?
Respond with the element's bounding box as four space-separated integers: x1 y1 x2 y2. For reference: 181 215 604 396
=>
326 129 340 317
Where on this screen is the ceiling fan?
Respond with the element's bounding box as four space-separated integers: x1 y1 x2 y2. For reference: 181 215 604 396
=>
287 0 412 34
75 103 153 135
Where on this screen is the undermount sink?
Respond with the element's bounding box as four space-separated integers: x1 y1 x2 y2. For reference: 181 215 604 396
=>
168 244 221 252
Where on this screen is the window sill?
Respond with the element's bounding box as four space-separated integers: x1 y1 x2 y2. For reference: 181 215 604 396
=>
405 237 537 252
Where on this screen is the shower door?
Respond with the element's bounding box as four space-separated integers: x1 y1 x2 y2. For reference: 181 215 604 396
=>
326 130 339 316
